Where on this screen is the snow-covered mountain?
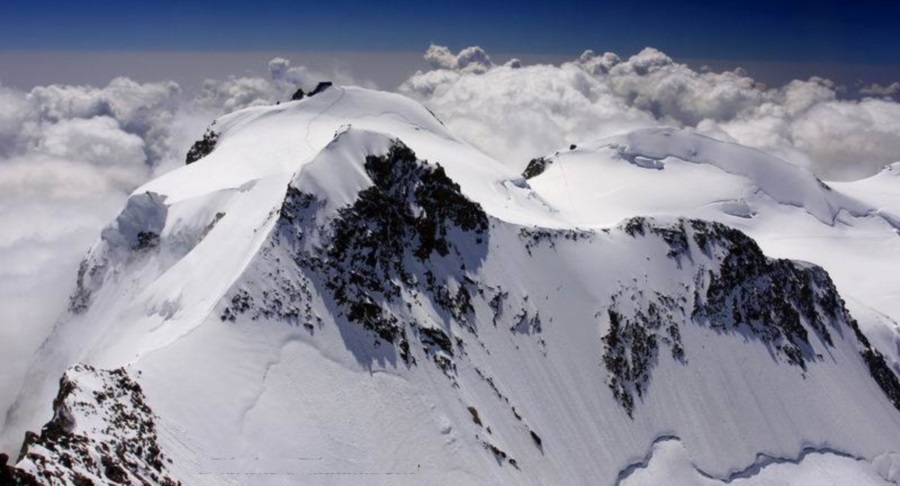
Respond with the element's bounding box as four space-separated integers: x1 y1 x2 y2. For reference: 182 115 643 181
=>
3 86 900 485
525 128 900 375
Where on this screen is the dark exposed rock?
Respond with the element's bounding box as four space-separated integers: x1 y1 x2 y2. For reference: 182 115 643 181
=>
489 289 508 326
185 129 217 164
291 88 305 101
602 308 658 417
691 221 839 369
419 326 453 356
223 139 488 371
518 227 592 256
861 348 900 412
522 157 551 179
846 316 900 412
649 221 690 260
308 81 333 96
9 365 179 485
333 140 488 260
603 217 893 417
134 231 160 252
0 455 39 485
623 217 647 237
315 141 487 345
467 406 483 426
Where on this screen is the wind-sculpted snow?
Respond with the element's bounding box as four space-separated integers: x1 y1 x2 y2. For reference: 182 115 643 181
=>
617 435 899 485
68 191 167 314
99 191 168 253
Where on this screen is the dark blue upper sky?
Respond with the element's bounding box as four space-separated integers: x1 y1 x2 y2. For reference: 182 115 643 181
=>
1 0 898 64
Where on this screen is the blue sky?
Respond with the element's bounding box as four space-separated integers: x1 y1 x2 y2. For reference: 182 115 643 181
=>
1 0 899 64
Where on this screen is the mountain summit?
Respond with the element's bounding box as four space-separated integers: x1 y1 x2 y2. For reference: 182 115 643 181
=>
4 87 900 485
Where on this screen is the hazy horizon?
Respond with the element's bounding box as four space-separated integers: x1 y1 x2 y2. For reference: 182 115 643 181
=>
2 50 899 94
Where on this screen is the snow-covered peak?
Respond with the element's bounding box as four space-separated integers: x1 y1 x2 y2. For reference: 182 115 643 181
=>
526 125 900 338
4 87 900 485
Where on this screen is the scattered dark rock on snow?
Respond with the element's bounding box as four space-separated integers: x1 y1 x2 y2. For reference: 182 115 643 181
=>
468 406 483 427
222 138 489 372
69 258 104 314
419 326 454 356
291 88 305 101
846 316 900 412
530 430 543 449
8 364 179 485
603 217 886 417
185 129 218 164
483 441 517 468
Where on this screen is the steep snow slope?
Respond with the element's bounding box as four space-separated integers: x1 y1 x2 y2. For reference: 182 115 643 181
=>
4 89 900 485
527 127 900 373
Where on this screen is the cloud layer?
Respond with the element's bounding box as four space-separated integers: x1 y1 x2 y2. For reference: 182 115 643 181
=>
401 45 900 180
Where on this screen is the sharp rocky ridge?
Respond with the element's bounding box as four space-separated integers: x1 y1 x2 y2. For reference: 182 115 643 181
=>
3 86 900 485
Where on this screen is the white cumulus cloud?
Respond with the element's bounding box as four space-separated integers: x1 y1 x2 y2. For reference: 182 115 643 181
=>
403 45 900 180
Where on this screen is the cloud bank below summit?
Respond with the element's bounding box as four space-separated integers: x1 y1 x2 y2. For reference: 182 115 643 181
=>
1 45 899 440
402 45 900 182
